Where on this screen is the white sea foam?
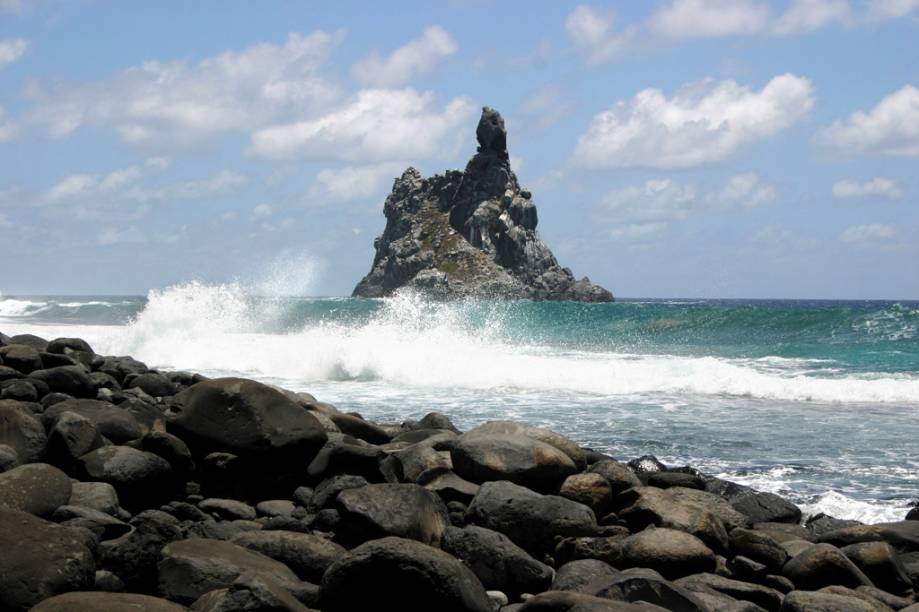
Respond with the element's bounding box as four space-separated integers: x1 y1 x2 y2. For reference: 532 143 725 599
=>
3 282 918 405
799 490 910 524
0 298 49 318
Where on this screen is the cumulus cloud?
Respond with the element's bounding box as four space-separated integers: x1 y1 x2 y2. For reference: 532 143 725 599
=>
603 173 775 222
42 159 166 203
309 162 406 202
352 26 457 87
832 177 903 199
252 203 273 217
574 74 815 168
0 38 28 68
566 1 908 63
27 31 344 146
249 89 476 161
817 85 919 157
839 223 897 242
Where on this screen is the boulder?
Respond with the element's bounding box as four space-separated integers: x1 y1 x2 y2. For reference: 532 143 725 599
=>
29 365 96 398
443 525 554 598
328 411 390 444
335 482 450 546
731 527 790 571
559 472 613 515
0 462 72 516
98 510 184 591
46 410 104 462
53 504 131 539
69 480 121 515
190 571 314 611
199 498 257 521
782 543 874 590
125 372 176 397
819 521 919 552
318 536 492 612
590 572 710 611
648 471 706 490
424 470 480 504
675 573 784 611
0 399 47 462
46 337 94 354
231 530 347 583
554 534 629 566
552 559 622 593
451 433 577 491
43 398 145 443
8 333 49 350
169 377 326 462
256 499 296 517
0 508 95 611
780 590 878 611
617 485 747 553
78 445 174 511
1 378 38 401
614 527 717 579
158 537 308 604
31 592 187 611
141 431 195 474
807 513 863 539
517 591 649 611
840 541 914 594
465 480 597 553
462 421 587 469
0 344 43 373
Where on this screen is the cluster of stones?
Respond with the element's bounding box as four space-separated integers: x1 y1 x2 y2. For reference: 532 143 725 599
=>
2 330 919 611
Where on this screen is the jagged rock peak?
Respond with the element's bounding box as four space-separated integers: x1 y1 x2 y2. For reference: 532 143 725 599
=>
352 107 614 302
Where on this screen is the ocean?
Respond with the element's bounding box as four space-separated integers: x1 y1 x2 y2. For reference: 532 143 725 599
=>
2 283 918 524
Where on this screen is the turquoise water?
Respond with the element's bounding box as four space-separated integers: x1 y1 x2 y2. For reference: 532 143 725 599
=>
2 284 918 522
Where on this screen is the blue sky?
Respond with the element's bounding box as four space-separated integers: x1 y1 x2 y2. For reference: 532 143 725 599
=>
1 0 917 299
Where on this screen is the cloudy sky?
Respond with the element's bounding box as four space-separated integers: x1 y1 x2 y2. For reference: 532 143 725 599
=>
1 1 917 298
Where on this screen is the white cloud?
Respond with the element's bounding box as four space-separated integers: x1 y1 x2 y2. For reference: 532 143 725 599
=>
249 88 476 161
817 85 919 157
609 222 667 241
0 213 10 227
27 31 344 146
45 174 99 203
753 225 818 249
565 5 636 64
96 226 147 246
42 160 166 203
252 203 273 217
574 74 815 168
832 177 903 199
773 0 852 34
839 223 897 242
649 0 770 40
714 172 776 207
865 0 919 20
0 106 16 142
0 38 28 68
352 26 457 87
604 173 774 222
125 170 245 203
310 162 405 202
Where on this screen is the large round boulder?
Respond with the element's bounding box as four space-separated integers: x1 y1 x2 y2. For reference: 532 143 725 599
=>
29 365 96 398
43 398 145 443
0 508 95 611
782 543 873 590
335 482 450 546
231 530 347 583
462 420 587 468
451 433 577 491
158 537 307 604
442 525 554 598
465 480 597 553
0 344 43 373
0 462 72 516
31 592 187 611
0 399 47 463
615 527 717 579
168 377 326 462
78 445 174 511
780 590 877 611
318 536 493 612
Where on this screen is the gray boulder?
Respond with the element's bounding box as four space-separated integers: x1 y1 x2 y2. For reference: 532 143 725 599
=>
78 445 174 511
465 480 597 553
231 530 346 583
0 399 47 462
0 462 72 516
43 398 145 443
780 590 877 611
318 536 492 612
335 482 450 546
782 543 874 590
0 508 95 611
451 432 577 490
31 592 187 611
614 527 717 579
29 365 96 398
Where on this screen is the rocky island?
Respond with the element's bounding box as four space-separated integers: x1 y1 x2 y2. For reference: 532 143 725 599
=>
3 331 919 611
353 108 614 302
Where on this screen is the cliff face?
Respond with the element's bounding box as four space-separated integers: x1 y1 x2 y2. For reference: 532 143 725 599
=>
352 107 614 302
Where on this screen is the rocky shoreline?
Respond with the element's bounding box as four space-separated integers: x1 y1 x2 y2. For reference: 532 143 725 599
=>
1 331 918 611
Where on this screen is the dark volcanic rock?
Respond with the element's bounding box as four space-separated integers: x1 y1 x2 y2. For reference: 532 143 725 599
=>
442 525 554 598
0 508 95 611
352 107 613 302
169 377 326 462
782 543 873 590
518 591 649 611
465 480 597 553
614 527 717 579
29 365 96 398
78 445 174 511
552 559 622 592
0 343 43 373
0 462 72 516
0 399 47 462
780 589 878 611
231 530 346 583
43 398 145 443
319 536 492 612
335 482 450 546
31 592 187 611
190 571 314 612
450 432 577 491
158 537 307 604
